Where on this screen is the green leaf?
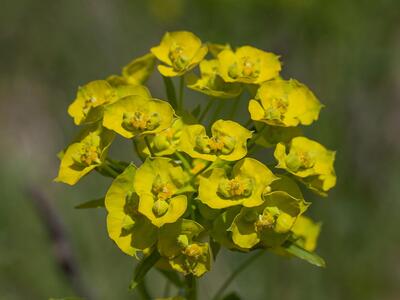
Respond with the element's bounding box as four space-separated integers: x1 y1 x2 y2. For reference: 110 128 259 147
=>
75 197 105 209
283 241 326 267
129 250 161 290
162 76 178 109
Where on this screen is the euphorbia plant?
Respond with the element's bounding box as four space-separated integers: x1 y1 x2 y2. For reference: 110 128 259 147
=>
56 31 336 300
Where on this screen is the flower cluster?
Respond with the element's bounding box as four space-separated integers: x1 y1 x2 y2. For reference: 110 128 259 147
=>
56 31 336 283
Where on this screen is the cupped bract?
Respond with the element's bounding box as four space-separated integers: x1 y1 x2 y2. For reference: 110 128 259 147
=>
248 78 323 127
229 176 309 249
55 124 114 185
151 31 208 77
105 164 157 256
218 46 281 84
68 80 117 125
103 95 175 139
122 53 156 85
139 118 185 157
198 158 277 209
291 215 321 252
134 158 192 227
158 219 211 277
274 136 336 195
179 120 252 162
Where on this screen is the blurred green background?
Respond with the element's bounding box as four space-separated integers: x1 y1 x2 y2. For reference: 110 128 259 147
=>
1 0 400 299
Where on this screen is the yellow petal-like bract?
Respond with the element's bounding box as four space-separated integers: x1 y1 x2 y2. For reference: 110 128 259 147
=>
274 136 336 194
134 158 191 227
68 80 117 125
55 124 114 185
218 45 281 84
151 31 208 77
105 164 157 256
179 120 252 162
249 78 323 127
103 95 175 139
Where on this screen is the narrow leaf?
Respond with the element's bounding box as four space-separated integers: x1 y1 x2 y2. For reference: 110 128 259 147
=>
283 242 326 267
75 197 105 209
129 250 161 290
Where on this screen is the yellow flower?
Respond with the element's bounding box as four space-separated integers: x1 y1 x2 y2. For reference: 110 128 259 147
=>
151 31 208 77
218 45 281 84
103 95 175 139
274 136 336 195
158 219 211 277
133 158 193 227
122 53 156 85
105 164 157 256
187 59 242 98
291 215 321 252
229 176 309 249
68 80 117 125
248 78 323 127
55 124 114 185
179 120 252 161
198 158 277 209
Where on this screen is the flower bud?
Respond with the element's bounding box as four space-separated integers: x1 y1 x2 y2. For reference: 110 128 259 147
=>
152 199 169 217
274 212 294 234
220 136 236 155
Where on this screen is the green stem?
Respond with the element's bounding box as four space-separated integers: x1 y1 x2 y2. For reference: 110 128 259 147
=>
247 123 267 150
210 100 224 124
175 152 191 172
212 251 264 300
144 136 155 157
185 275 197 300
229 96 241 120
178 76 184 111
132 138 146 163
106 158 127 173
163 76 178 109
199 98 214 122
100 163 119 178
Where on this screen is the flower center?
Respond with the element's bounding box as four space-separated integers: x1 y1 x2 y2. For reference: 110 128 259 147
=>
195 134 236 155
241 57 260 78
169 45 188 71
286 149 314 172
183 243 203 259
255 207 294 234
255 207 279 232
72 135 101 167
152 126 181 152
80 145 100 166
217 177 253 199
265 97 289 121
122 111 160 133
152 177 176 201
